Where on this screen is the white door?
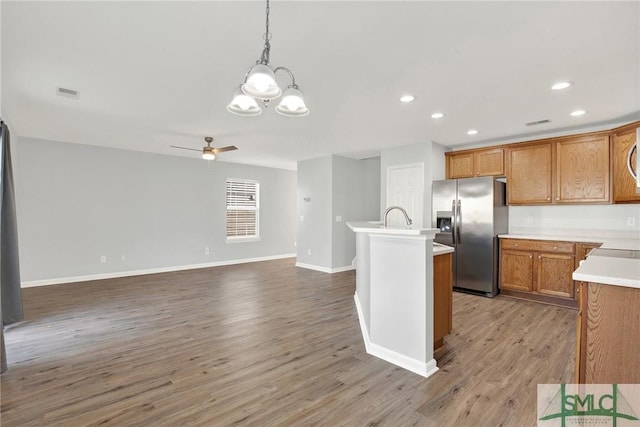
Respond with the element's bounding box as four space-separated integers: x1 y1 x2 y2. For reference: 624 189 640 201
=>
386 163 424 227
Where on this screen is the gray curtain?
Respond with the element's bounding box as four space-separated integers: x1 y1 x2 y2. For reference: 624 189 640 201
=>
1 120 24 373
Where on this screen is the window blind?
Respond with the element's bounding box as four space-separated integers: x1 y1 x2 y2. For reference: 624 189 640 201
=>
226 179 259 239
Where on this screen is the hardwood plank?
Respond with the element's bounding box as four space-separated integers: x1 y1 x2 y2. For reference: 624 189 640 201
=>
1 259 576 426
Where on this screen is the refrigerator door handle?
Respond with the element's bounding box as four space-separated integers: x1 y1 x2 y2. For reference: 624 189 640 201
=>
457 200 462 244
451 199 457 245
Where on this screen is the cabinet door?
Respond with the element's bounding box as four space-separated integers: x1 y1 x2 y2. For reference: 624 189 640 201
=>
507 143 553 205
474 148 504 177
433 253 453 349
447 153 474 179
500 250 534 291
536 253 575 298
612 128 640 203
556 135 610 203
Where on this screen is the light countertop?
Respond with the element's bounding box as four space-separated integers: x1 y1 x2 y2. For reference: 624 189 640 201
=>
498 233 640 289
433 242 454 256
573 254 640 289
347 221 439 237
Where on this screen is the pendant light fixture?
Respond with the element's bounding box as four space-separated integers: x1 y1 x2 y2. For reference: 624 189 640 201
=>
227 0 309 117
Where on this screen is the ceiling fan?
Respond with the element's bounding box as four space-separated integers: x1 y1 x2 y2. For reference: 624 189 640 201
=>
171 137 237 160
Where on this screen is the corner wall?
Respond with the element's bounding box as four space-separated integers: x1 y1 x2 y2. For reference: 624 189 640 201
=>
296 155 380 272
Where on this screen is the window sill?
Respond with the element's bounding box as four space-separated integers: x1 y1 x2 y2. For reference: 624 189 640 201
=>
225 237 262 244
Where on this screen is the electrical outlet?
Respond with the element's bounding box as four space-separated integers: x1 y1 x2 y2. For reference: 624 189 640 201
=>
204 247 211 255
335 215 343 222
100 255 107 264
526 216 533 224
627 217 636 227
307 249 311 256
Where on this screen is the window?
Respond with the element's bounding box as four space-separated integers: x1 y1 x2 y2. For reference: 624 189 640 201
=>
226 179 259 240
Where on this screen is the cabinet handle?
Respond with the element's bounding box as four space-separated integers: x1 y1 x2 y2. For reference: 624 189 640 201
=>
547 197 551 201
514 244 519 247
556 197 560 201
529 255 532 259
553 246 558 250
538 255 541 259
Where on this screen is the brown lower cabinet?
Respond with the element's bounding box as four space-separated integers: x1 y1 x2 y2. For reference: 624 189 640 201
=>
575 281 640 383
499 238 578 307
433 252 453 352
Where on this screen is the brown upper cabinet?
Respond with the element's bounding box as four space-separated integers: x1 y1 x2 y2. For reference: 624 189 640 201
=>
446 148 504 179
555 134 610 204
507 133 611 205
612 123 640 203
507 142 553 205
445 121 639 205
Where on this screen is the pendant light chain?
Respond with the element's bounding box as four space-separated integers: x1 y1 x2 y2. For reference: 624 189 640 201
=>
260 0 271 65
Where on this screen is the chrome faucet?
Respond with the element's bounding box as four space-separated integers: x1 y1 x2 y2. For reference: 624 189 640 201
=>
383 206 413 227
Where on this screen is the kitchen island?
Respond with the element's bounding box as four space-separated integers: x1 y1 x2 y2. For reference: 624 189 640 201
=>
572 244 640 384
347 221 445 378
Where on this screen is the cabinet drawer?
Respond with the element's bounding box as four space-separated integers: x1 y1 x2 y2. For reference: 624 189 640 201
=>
500 238 575 254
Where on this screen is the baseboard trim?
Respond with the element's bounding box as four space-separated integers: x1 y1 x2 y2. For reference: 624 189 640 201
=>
295 262 355 274
21 253 297 288
354 292 438 379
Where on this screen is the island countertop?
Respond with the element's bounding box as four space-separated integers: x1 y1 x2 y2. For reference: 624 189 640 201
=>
347 221 439 237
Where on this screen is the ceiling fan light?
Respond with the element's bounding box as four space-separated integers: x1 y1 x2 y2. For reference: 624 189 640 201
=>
227 88 262 116
276 87 309 117
202 148 216 160
242 64 281 99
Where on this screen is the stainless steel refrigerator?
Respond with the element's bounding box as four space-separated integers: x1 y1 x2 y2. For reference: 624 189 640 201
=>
432 176 508 297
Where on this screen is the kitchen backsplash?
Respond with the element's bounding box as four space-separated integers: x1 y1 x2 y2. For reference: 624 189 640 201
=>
509 205 640 239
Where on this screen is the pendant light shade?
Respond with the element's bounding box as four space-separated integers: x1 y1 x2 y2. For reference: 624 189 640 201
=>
242 64 281 100
227 0 308 117
276 86 309 117
227 87 262 116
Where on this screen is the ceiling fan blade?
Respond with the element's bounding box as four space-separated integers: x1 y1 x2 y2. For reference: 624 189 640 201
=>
170 145 201 152
213 145 238 153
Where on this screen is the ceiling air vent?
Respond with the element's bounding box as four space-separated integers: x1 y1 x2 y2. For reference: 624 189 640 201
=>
56 87 80 100
525 119 551 127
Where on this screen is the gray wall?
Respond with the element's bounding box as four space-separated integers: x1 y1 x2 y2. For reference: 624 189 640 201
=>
16 137 297 282
331 156 380 269
431 142 448 181
296 156 333 268
297 155 380 271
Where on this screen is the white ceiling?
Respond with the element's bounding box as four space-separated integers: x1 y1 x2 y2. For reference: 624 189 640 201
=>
2 1 639 170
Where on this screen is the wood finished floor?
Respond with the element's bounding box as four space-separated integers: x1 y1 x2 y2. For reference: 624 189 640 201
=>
1 258 576 426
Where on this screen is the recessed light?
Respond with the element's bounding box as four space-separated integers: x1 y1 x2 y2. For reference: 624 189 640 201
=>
400 95 415 103
570 109 586 117
467 129 478 135
551 81 573 90
431 112 445 119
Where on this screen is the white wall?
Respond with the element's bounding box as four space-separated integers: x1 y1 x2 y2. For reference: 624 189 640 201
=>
509 205 640 238
16 137 297 283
